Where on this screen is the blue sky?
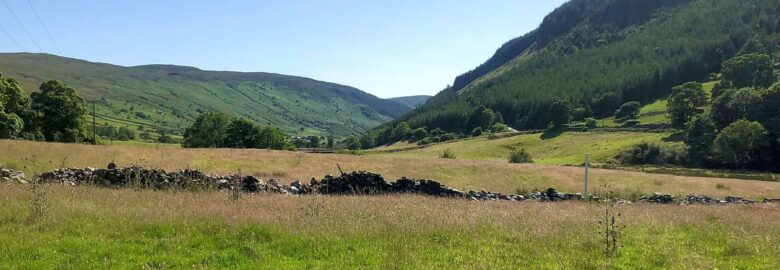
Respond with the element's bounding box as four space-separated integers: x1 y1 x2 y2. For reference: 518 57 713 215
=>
0 0 566 98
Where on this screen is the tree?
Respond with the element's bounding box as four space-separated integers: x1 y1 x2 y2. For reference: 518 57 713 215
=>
467 106 496 130
326 136 335 148
547 101 571 127
684 115 716 164
30 80 86 142
224 118 261 148
391 122 412 141
710 88 763 129
591 92 621 117
308 136 321 148
345 136 361 150
721 53 774 88
667 82 707 129
614 101 641 120
713 119 769 168
410 127 428 142
0 109 23 138
257 126 289 150
182 112 230 148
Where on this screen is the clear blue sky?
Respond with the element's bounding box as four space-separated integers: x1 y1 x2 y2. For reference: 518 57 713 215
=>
0 0 566 98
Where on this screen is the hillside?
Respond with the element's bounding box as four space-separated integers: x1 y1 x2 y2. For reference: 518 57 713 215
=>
0 53 408 137
392 0 780 132
387 95 431 108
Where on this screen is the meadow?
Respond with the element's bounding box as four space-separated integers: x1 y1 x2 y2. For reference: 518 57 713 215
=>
1 184 779 268
2 139 780 268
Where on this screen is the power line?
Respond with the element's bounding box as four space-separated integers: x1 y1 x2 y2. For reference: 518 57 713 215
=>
1 0 42 51
0 23 24 51
25 0 59 53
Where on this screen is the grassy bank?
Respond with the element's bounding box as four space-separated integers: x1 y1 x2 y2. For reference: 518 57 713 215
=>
0 184 778 268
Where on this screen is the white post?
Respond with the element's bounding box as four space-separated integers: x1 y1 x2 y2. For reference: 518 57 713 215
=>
584 153 589 196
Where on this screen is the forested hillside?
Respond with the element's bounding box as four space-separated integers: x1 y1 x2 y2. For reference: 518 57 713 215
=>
0 53 408 137
385 0 779 135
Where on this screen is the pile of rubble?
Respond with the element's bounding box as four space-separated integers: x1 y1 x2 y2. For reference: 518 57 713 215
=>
0 168 26 183
3 163 780 205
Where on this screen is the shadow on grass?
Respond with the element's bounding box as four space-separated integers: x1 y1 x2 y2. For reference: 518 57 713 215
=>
662 132 685 142
540 127 565 140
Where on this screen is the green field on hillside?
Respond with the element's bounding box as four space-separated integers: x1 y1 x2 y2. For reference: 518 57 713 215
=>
0 53 408 138
371 131 680 165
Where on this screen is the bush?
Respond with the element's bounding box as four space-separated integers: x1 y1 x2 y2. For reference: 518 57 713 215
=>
440 149 456 159
471 127 483 137
417 137 432 146
712 119 769 168
615 143 687 165
490 123 508 133
614 101 641 120
439 133 457 142
508 148 534 163
585 118 598 129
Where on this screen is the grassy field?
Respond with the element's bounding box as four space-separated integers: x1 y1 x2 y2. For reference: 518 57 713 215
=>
2 139 779 199
0 184 779 268
371 131 680 166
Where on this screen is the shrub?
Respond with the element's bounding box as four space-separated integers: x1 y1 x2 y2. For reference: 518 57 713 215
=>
614 101 641 120
440 149 456 159
509 148 534 163
712 119 769 168
471 127 483 137
490 123 508 133
585 118 598 129
417 137 432 146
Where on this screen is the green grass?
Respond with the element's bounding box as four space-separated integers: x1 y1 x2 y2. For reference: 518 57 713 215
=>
597 80 718 127
1 185 778 269
372 131 679 165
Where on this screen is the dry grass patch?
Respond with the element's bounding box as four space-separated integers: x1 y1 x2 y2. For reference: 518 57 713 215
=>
1 139 779 199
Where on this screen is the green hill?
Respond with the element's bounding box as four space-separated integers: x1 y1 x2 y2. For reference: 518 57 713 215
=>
387 95 431 109
391 0 780 133
0 53 408 137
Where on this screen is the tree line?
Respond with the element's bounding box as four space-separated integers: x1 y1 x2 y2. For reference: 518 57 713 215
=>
182 112 294 150
0 74 88 142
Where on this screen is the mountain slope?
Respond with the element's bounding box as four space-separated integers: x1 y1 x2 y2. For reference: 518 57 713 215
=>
392 0 780 133
388 95 431 109
0 53 408 137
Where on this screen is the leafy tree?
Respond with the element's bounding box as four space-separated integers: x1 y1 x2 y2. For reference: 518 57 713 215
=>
713 119 769 168
224 118 261 148
591 92 622 117
345 136 361 150
30 80 87 142
182 112 230 148
308 136 321 148
0 108 23 138
667 82 707 129
614 101 641 120
327 136 335 148
391 122 412 141
257 126 289 150
410 127 428 142
710 88 763 129
116 127 136 141
547 101 571 127
721 53 774 88
684 115 716 164
467 106 496 130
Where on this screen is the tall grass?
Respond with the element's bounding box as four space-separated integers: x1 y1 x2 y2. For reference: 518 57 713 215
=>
0 184 778 268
